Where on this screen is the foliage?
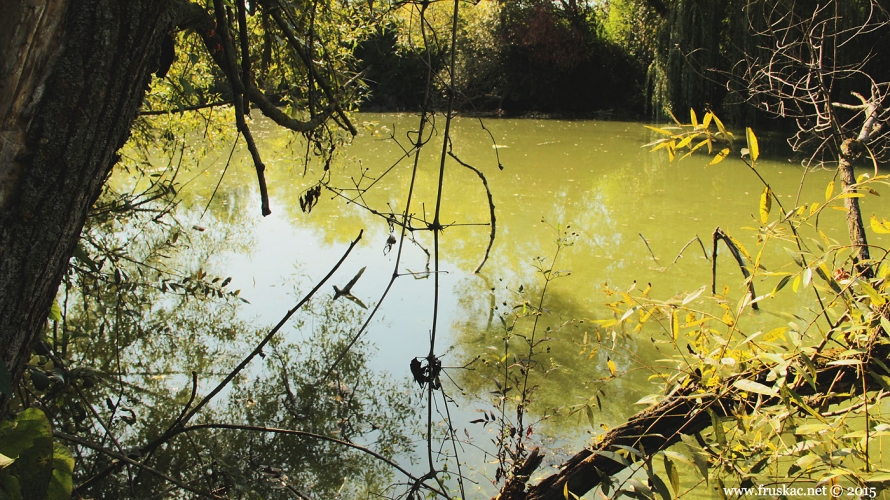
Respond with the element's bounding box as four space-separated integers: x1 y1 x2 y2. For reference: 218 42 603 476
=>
610 110 890 496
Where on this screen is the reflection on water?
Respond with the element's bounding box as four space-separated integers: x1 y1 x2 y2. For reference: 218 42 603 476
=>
99 113 887 495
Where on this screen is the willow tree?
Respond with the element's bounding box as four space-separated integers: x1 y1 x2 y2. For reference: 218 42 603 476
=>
0 0 362 410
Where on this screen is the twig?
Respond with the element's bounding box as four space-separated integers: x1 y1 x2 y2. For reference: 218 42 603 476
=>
711 227 758 311
639 233 660 264
673 234 710 264
447 150 496 273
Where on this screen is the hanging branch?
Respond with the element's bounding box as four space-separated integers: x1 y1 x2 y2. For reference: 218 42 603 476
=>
260 0 358 135
237 0 252 114
711 227 758 311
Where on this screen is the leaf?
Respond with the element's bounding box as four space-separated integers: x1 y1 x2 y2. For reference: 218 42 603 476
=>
682 286 706 305
759 186 772 223
708 148 731 165
690 109 699 128
675 134 695 149
733 378 777 396
48 301 62 322
607 357 617 377
645 125 676 136
709 409 726 445
72 244 100 273
664 455 680 496
671 309 680 340
48 442 74 500
585 404 596 430
794 423 831 435
746 127 760 161
870 215 890 234
713 114 728 138
859 281 886 306
825 180 834 201
702 112 713 130
772 275 791 295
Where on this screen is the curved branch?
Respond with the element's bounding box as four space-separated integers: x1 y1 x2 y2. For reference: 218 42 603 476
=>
447 151 496 273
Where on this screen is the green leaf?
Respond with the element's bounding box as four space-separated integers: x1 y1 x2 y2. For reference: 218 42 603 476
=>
650 472 673 500
708 409 726 445
664 454 680 496
47 443 74 500
859 281 886 307
0 408 54 500
733 378 777 396
746 127 759 161
72 243 100 273
48 301 61 323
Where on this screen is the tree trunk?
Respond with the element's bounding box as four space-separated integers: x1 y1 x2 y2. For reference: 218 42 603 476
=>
838 138 873 280
0 0 177 410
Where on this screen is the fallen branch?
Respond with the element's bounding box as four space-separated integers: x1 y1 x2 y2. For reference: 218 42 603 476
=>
498 330 888 499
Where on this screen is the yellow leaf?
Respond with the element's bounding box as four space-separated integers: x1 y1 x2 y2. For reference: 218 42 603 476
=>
690 109 699 128
713 114 728 138
645 125 676 136
871 215 890 234
676 134 696 149
708 148 731 165
759 187 772 223
809 202 820 216
702 111 713 130
666 109 682 126
746 127 759 161
607 357 617 377
825 180 834 201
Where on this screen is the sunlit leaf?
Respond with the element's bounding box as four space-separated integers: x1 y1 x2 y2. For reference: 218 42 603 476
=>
733 378 777 396
607 357 617 377
645 125 676 136
690 109 698 128
745 127 759 161
825 180 834 201
759 186 772 223
859 281 886 306
708 148 731 165
870 215 890 234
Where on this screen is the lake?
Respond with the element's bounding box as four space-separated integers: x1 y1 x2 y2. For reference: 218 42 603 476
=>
105 112 887 497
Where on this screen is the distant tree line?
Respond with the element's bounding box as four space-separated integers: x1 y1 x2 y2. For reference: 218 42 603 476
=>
354 0 890 123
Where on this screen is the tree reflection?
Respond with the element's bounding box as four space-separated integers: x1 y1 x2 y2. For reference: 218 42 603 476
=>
19 171 419 498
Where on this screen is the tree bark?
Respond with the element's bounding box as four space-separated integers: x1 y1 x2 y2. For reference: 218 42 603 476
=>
0 0 179 410
838 138 873 280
